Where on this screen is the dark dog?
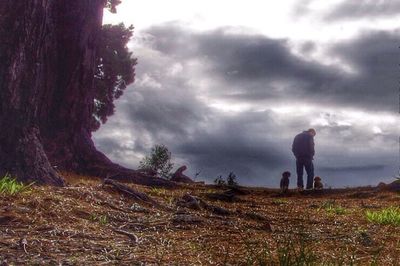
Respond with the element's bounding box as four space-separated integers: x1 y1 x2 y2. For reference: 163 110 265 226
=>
313 176 323 190
280 171 291 193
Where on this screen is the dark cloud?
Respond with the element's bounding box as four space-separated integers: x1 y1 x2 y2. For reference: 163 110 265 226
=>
320 165 385 172
144 25 398 112
325 0 400 21
174 111 292 185
93 24 398 188
328 30 399 111
124 90 205 138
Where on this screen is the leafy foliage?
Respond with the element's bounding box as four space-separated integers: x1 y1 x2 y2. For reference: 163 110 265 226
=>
214 175 226 186
139 144 174 179
227 172 238 187
105 0 122 13
92 23 137 131
214 172 239 186
0 174 33 195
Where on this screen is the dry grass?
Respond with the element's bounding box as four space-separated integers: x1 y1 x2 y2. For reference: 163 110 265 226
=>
0 173 399 265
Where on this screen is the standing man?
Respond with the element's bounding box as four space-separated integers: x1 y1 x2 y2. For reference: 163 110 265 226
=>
292 128 316 190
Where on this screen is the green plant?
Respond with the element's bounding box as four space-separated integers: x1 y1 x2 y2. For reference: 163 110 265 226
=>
89 214 108 225
366 207 400 226
242 238 272 265
139 144 174 179
241 232 317 265
214 172 240 187
0 174 34 195
150 187 166 197
325 205 346 215
214 175 226 186
319 200 346 215
272 199 289 205
227 172 238 186
99 215 108 225
276 233 317 266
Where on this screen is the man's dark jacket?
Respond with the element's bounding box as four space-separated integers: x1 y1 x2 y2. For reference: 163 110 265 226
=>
292 131 315 160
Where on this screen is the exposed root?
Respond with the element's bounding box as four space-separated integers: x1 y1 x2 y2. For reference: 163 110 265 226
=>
112 228 139 243
103 178 172 211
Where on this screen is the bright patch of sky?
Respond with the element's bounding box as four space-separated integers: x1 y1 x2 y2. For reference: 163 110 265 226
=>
103 0 400 74
104 0 399 41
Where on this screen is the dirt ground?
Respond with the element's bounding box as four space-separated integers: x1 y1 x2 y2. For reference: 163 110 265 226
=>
0 173 399 265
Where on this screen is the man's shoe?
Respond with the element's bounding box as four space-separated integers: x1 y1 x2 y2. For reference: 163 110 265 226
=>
297 187 304 192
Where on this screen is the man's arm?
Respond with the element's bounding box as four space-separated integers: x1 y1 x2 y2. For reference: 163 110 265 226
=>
292 136 298 156
310 137 315 157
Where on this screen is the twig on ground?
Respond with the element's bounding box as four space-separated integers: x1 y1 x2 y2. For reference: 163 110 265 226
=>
112 228 139 243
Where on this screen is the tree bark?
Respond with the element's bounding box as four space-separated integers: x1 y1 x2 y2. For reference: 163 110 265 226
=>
0 0 176 187
0 1 65 185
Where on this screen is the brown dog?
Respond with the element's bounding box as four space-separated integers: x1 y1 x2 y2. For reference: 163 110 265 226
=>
313 176 323 190
280 171 291 193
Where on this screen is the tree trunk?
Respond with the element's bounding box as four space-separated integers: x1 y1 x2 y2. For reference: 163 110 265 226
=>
0 1 65 185
0 0 176 188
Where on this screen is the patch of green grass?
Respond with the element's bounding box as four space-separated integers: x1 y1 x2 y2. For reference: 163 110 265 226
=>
241 230 317 266
276 233 318 266
149 187 166 197
89 214 108 225
243 238 272 265
272 199 289 205
366 207 400 226
0 174 33 195
319 200 347 215
325 205 347 215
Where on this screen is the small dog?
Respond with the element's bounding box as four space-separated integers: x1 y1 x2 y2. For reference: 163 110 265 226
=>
280 171 291 193
313 176 323 190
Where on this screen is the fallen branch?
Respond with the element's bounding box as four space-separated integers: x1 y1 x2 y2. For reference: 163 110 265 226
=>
112 228 139 243
177 194 233 216
103 179 172 211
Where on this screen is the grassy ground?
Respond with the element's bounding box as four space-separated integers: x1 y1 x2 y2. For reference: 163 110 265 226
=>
0 173 399 265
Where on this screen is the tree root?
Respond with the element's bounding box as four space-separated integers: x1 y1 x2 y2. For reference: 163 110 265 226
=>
112 228 139 243
103 179 172 211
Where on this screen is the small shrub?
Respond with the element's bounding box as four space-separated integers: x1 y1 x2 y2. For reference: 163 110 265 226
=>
214 172 240 186
227 172 238 187
0 174 33 195
139 144 174 179
366 207 400 226
214 175 226 186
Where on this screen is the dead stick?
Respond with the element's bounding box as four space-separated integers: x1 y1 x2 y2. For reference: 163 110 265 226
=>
103 179 172 211
113 228 139 243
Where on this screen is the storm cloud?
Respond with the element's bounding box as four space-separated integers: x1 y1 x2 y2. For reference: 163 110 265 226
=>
144 24 398 112
94 23 398 187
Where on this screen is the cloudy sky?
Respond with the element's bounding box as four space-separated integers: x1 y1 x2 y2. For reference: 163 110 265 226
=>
94 0 399 187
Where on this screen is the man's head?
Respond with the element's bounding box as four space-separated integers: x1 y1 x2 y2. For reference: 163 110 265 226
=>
308 128 316 137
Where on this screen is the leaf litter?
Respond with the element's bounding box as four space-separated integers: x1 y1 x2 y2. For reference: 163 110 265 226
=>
0 172 399 265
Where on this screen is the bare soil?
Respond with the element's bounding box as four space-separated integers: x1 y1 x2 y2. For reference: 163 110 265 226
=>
0 173 399 265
